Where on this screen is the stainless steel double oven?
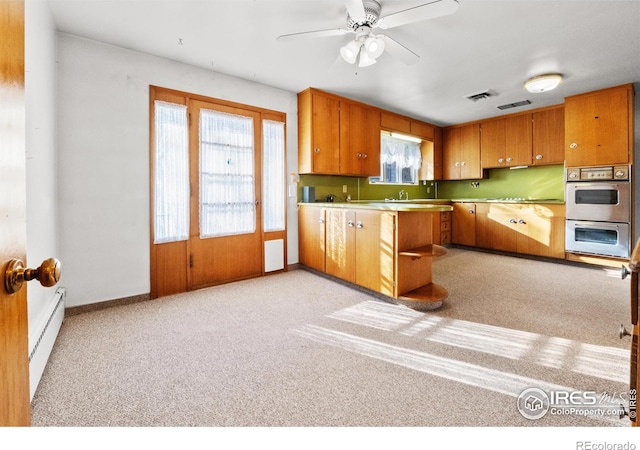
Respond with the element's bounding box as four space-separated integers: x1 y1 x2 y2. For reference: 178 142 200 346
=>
565 165 631 259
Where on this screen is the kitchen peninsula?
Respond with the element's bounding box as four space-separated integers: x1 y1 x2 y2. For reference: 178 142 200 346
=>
298 202 453 310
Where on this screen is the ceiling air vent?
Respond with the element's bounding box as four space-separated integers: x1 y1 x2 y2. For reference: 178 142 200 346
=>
497 100 532 110
466 90 497 102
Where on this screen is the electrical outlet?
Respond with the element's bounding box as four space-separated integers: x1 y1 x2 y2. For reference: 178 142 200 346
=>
342 185 347 193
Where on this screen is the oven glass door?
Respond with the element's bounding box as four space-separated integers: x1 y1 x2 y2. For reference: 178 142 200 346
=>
565 182 630 222
566 220 630 258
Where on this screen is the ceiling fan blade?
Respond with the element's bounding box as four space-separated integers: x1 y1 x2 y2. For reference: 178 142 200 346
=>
344 0 366 20
378 0 459 29
380 35 420 65
277 28 351 41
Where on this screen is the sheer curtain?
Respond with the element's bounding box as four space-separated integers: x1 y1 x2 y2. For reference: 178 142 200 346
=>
153 101 189 244
380 134 422 183
263 120 285 232
199 109 255 238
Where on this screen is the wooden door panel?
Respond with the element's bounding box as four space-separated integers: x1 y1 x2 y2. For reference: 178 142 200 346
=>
312 94 340 174
325 209 355 282
0 0 30 426
532 107 564 165
356 210 395 296
189 100 262 289
298 206 325 272
505 114 532 166
481 119 505 168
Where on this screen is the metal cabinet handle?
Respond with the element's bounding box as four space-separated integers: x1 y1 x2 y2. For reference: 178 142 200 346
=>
455 162 460 167
468 209 474 214
5 257 61 294
347 220 354 227
518 219 526 224
356 221 363 229
362 153 367 159
498 158 505 164
506 157 513 163
356 152 362 159
461 161 466 166
509 218 516 224
318 218 324 223
619 324 631 339
569 143 578 149
535 154 543 160
314 147 320 153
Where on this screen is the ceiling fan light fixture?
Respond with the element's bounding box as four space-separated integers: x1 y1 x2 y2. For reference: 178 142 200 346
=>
364 35 385 59
340 40 362 64
524 74 563 93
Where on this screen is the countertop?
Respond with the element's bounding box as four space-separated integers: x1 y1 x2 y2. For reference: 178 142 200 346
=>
298 201 453 212
299 197 564 210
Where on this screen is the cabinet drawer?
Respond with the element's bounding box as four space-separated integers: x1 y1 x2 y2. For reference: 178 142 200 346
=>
441 231 451 245
440 220 451 232
441 211 451 222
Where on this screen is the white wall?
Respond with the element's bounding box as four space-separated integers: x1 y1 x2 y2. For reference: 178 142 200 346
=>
25 0 59 339
57 33 299 307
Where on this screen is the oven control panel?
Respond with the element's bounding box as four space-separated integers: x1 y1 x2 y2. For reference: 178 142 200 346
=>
566 165 630 181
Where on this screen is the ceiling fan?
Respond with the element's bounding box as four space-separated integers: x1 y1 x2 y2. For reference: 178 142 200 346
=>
277 0 460 67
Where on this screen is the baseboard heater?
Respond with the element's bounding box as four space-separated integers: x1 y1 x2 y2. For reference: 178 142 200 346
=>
29 287 65 400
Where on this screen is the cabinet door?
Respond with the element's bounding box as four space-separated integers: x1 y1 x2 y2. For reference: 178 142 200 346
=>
325 208 355 282
340 103 381 176
355 210 395 296
505 114 532 167
480 119 506 168
460 123 482 178
298 206 326 271
381 112 411 133
452 203 476 246
532 107 564 165
565 87 631 166
443 126 461 179
475 203 517 252
311 93 340 173
516 204 565 258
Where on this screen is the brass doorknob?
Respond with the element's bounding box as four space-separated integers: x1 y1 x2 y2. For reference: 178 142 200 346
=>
4 258 61 294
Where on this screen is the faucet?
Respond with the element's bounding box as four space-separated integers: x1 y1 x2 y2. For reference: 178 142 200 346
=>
399 190 408 200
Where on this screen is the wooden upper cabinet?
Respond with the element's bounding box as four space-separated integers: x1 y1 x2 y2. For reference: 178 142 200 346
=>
381 112 411 134
340 102 381 176
298 89 340 174
532 106 564 165
480 114 532 168
443 123 482 180
565 84 634 167
298 88 381 176
381 111 435 140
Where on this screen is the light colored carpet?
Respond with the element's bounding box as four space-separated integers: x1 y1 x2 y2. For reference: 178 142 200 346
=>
30 248 632 427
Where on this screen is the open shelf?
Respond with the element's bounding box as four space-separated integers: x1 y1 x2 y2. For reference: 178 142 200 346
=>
398 244 448 260
396 283 449 311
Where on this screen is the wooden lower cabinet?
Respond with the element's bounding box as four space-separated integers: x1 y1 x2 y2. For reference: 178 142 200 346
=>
452 203 477 246
432 211 452 245
299 204 450 307
475 203 565 258
298 206 326 272
325 208 395 296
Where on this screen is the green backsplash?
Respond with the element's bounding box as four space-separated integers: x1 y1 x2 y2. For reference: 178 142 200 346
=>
298 164 565 202
437 165 565 200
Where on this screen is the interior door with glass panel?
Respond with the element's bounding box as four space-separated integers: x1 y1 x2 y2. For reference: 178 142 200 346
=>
188 100 262 289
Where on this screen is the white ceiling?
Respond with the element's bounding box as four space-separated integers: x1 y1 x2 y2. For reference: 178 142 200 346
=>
46 0 640 126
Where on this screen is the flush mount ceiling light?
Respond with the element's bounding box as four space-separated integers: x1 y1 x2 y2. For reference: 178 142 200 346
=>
523 74 563 93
